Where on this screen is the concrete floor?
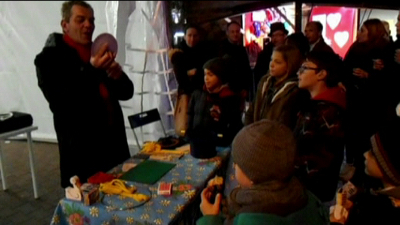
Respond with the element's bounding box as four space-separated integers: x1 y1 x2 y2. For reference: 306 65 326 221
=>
0 139 140 225
0 140 64 225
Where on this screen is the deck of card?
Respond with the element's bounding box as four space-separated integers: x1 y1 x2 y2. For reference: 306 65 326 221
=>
157 182 173 196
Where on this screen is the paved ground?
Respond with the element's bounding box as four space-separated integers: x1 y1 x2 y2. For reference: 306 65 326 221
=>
0 139 140 225
0 140 64 225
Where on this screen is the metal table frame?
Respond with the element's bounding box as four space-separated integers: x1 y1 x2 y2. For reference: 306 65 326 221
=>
0 126 39 198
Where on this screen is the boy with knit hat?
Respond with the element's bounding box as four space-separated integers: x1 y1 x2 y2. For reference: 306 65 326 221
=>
330 118 400 224
187 57 243 155
197 119 329 225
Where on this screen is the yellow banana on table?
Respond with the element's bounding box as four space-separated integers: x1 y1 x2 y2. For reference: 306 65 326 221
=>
142 142 162 153
99 179 149 202
141 142 188 155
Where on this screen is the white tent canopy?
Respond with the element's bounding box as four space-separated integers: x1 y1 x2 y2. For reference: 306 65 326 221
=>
0 1 176 153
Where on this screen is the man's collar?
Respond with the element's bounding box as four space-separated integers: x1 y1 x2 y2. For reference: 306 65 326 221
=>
227 39 240 45
309 38 321 51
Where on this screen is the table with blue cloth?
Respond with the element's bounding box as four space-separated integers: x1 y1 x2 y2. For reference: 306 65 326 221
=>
50 147 230 225
223 154 239 197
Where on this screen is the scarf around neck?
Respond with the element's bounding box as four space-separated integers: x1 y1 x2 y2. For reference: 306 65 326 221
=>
225 176 308 225
63 34 92 63
63 34 115 125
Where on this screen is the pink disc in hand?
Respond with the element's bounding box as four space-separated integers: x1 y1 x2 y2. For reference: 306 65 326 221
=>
91 33 118 56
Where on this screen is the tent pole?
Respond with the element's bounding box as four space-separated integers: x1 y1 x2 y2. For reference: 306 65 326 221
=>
295 1 303 33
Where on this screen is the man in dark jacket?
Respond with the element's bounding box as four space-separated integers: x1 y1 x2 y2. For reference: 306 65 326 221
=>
170 24 211 95
34 1 134 188
218 21 252 99
394 11 400 73
305 21 334 54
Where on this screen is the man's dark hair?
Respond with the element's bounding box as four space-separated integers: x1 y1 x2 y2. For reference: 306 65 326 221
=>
227 21 241 30
184 24 201 34
286 32 310 56
61 1 93 22
306 51 343 87
308 21 323 33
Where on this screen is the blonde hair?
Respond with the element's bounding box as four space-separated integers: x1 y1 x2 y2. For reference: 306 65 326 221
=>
271 44 303 86
362 18 390 45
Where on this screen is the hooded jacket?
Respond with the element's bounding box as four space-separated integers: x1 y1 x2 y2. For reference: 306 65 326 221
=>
294 86 346 202
245 75 309 130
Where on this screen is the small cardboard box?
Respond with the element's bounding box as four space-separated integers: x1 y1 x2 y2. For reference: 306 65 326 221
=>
80 183 100 206
157 182 172 196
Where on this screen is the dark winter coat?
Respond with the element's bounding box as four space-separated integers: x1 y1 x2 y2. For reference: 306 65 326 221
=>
310 38 335 54
245 75 308 130
187 86 243 147
171 41 211 95
294 87 346 202
333 185 400 225
34 33 133 188
218 39 252 94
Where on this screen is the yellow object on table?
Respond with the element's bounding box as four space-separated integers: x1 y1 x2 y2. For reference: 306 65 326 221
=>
142 142 162 153
99 179 149 202
141 142 189 155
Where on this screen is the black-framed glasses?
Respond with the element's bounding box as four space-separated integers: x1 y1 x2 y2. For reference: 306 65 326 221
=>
298 65 319 74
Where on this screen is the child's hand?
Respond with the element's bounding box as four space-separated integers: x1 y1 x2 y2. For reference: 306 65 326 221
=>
338 82 346 92
329 205 349 224
200 186 222 216
395 49 400 64
372 59 384 70
187 68 197 76
352 68 369 78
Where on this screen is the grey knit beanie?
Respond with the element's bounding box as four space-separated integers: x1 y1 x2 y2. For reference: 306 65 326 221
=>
232 119 297 184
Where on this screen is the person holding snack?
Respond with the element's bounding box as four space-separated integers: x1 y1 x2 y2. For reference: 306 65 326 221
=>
197 120 329 225
34 1 133 188
330 118 400 225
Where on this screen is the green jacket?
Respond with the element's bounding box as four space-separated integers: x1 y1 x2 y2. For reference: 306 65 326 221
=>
196 192 329 225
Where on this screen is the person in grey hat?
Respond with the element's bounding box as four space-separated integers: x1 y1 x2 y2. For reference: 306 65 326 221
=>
197 119 329 225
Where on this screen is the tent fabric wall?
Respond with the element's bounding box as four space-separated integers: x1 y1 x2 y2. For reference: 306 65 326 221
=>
0 1 175 151
184 1 400 25
120 1 176 146
0 1 110 141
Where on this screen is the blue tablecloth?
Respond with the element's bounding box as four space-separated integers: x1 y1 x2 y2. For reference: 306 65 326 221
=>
223 154 239 197
50 147 230 225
